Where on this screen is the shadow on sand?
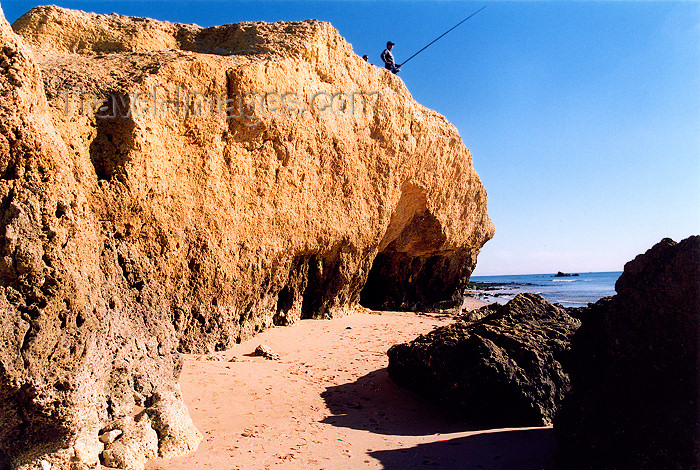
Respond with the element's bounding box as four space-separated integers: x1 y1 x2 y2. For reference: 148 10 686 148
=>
321 367 482 436
321 368 556 469
369 428 556 470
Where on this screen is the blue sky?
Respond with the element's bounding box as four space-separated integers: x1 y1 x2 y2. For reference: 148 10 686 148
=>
4 1 699 275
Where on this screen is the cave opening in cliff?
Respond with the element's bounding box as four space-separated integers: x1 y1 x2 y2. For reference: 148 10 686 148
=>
359 183 460 311
360 247 461 311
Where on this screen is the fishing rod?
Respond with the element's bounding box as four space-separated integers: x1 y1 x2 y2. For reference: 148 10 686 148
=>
400 1 493 67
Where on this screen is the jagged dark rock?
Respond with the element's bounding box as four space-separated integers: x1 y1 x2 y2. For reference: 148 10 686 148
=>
554 236 700 470
387 293 580 426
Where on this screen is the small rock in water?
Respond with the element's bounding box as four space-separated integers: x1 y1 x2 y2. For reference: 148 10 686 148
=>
254 344 280 360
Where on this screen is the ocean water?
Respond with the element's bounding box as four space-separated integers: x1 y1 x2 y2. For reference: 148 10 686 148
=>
466 271 622 308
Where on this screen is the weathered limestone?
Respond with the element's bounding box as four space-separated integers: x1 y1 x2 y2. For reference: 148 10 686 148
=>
1 4 492 469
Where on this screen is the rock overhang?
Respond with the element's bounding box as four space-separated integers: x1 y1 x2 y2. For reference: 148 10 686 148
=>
1 4 493 469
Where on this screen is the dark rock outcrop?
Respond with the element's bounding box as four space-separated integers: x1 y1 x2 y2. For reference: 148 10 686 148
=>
554 236 700 470
387 293 580 426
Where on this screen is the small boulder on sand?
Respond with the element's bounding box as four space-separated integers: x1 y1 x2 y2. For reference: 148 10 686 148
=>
254 344 280 360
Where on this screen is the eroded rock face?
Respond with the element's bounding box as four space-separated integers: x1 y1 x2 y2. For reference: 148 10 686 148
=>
555 236 700 470
387 294 580 426
0 6 201 469
0 4 492 469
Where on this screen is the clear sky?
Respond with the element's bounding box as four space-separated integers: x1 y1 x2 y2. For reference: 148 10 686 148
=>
4 1 699 275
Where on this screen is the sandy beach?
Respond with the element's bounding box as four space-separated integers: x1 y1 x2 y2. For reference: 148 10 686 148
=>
146 299 555 470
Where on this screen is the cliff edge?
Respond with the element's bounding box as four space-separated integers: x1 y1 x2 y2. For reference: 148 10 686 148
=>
1 5 493 469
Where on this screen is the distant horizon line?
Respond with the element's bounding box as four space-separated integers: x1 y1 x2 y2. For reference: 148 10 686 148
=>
470 270 624 277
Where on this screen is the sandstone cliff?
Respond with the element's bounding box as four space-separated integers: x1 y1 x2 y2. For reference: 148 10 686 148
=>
1 5 493 469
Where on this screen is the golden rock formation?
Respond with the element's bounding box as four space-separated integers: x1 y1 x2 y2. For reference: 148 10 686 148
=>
1 5 492 469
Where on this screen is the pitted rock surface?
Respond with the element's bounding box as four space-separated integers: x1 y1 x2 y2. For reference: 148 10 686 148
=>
1 4 492 469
